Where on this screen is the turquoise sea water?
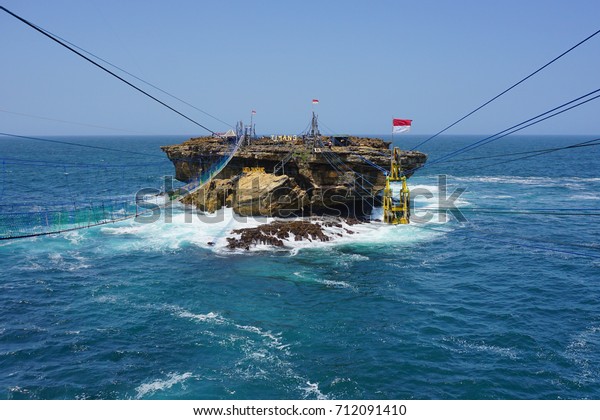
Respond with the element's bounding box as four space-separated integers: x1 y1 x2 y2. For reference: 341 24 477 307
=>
0 134 599 399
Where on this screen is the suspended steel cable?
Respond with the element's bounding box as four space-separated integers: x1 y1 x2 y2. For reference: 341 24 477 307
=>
0 5 217 136
1 160 5 200
467 224 600 251
320 145 379 191
436 89 600 163
407 88 600 175
318 143 381 203
25 25 234 130
411 28 600 151
420 207 600 217
427 88 600 165
468 139 600 171
0 108 149 134
0 132 163 158
410 223 600 259
440 137 600 163
0 153 206 168
424 137 600 173
0 135 244 240
350 152 389 174
0 156 168 168
318 118 390 175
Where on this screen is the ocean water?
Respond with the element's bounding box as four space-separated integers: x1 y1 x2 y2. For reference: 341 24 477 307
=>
0 134 599 400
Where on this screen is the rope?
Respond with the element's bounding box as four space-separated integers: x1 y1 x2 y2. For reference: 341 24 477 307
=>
0 108 149 134
0 135 243 240
407 88 600 175
411 223 600 259
317 117 390 175
0 160 5 203
440 137 600 163
320 147 377 190
25 25 234 130
0 156 167 168
0 5 217 136
0 132 163 158
421 207 600 217
317 142 382 205
349 151 389 174
467 138 600 171
411 28 600 151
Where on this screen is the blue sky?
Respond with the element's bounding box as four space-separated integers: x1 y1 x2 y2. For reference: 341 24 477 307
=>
1 0 599 136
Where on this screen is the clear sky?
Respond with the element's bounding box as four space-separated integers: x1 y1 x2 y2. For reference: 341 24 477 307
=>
1 0 599 136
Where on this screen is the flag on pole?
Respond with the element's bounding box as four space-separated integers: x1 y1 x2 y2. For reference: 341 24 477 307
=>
251 110 256 114
392 118 412 134
312 99 319 104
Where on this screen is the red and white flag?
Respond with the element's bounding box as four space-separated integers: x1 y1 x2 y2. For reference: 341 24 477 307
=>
312 99 319 104
251 110 256 115
393 118 412 134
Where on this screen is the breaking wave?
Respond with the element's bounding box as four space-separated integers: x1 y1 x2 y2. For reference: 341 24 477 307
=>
135 372 194 399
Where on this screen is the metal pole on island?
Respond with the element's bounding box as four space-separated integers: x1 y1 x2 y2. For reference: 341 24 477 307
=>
310 99 320 141
250 110 256 140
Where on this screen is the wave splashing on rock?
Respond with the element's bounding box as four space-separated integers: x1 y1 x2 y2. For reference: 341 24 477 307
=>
226 218 363 250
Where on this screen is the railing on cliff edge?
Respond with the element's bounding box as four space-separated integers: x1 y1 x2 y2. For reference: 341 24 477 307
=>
273 149 296 175
0 135 245 240
171 135 244 199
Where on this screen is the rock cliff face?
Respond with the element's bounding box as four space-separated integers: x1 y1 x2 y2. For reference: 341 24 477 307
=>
161 136 426 217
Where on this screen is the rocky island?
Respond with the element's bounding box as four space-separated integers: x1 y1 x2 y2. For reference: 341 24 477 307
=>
161 134 427 249
161 135 427 218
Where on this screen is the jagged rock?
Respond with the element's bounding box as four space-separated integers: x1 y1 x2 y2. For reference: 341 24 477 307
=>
226 220 334 249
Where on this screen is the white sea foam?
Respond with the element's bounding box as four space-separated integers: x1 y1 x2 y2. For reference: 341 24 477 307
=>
302 381 328 400
221 216 434 253
134 372 194 399
409 184 440 194
480 194 513 199
449 175 554 185
178 310 225 324
316 279 356 290
569 194 600 201
443 337 518 360
449 175 600 186
167 304 290 352
95 295 118 304
235 324 288 351
100 206 271 253
18 256 43 272
331 377 352 386
565 324 600 384
294 268 357 290
47 251 90 271
8 386 31 395
100 225 144 235
566 324 600 357
63 230 85 245
162 304 225 324
93 186 456 254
